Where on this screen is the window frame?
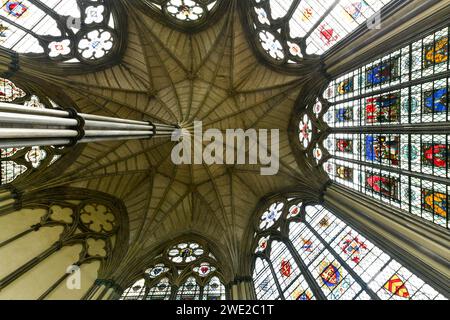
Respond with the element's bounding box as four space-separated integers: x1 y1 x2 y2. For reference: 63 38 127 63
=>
251 196 449 300
0 0 128 74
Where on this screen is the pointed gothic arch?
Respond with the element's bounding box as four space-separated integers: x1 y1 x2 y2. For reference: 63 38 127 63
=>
294 23 450 230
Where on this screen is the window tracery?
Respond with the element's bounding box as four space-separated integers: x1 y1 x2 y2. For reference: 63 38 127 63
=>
120 240 227 300
252 198 448 300
0 190 125 300
168 241 205 263
0 78 69 186
142 0 219 26
311 25 450 229
245 0 398 66
0 0 122 65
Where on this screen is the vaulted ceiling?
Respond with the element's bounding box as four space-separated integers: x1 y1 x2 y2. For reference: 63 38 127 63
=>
21 1 321 273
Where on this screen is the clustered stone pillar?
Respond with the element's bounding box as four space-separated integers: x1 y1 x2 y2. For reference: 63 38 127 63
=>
0 186 20 212
0 101 178 148
229 276 255 300
0 189 14 210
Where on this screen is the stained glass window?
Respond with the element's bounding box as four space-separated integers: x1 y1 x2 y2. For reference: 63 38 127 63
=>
253 257 280 300
193 262 216 277
299 113 313 150
147 278 172 300
0 77 25 102
0 78 67 186
259 201 284 230
0 0 119 63
119 241 227 300
146 263 170 278
144 0 219 23
120 263 173 300
120 279 147 300
320 26 449 229
246 0 397 65
252 199 448 300
167 242 205 263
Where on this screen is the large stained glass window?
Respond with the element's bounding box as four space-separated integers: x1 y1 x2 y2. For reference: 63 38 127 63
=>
119 241 227 300
176 276 201 300
0 78 67 186
252 198 448 300
0 0 120 63
120 279 147 300
318 25 449 229
202 276 227 300
0 77 24 102
246 0 397 65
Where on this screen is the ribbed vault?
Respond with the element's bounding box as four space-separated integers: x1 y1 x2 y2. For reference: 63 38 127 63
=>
21 1 318 276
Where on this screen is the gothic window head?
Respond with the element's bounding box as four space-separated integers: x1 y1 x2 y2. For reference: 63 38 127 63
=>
120 239 227 300
0 0 125 69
